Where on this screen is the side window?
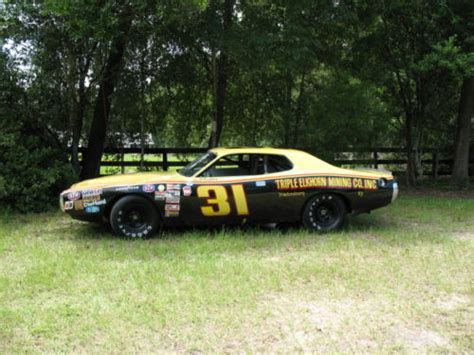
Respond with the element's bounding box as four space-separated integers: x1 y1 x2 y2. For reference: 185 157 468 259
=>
199 154 293 177
201 154 251 177
265 155 293 173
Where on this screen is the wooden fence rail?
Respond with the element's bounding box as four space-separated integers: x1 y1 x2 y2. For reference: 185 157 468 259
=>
77 147 473 177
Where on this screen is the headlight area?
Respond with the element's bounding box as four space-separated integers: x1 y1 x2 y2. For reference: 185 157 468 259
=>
59 193 65 212
377 178 387 188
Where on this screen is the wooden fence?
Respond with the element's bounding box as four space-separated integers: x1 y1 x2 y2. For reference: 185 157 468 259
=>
77 147 473 178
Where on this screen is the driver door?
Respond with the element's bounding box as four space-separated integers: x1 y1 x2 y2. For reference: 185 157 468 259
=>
181 154 268 226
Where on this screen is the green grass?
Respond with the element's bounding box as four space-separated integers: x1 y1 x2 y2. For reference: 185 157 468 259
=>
0 193 473 352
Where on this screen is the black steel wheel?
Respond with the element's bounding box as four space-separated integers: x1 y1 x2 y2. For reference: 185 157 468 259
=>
302 194 346 232
110 195 160 238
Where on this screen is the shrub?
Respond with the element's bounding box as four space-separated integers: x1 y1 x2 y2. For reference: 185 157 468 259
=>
0 53 75 213
0 131 75 213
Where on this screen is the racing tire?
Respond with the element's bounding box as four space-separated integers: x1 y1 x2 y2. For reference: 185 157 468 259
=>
110 195 160 238
302 194 346 232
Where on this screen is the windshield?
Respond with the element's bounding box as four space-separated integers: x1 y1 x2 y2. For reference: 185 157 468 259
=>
178 152 216 177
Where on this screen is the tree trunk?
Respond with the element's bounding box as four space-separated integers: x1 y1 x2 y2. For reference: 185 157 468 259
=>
71 91 86 175
452 76 474 187
80 10 132 180
292 71 306 147
283 72 292 147
66 53 80 174
70 43 97 175
406 111 417 186
208 53 229 148
208 0 233 148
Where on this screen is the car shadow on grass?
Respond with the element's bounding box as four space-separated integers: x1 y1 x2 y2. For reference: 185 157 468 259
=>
71 212 398 243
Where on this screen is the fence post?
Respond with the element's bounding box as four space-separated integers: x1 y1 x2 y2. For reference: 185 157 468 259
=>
120 147 125 174
163 151 168 171
432 148 439 180
373 151 378 169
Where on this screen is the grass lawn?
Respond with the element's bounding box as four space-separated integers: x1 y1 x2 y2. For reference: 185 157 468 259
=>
0 191 473 352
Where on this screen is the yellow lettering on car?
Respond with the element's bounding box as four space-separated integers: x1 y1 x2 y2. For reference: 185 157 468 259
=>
231 184 249 215
197 185 249 217
197 185 230 216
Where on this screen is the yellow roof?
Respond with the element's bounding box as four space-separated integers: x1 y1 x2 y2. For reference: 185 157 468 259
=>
210 147 392 178
210 147 302 155
210 147 333 170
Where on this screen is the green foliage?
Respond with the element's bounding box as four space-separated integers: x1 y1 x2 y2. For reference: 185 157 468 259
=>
417 36 474 76
0 53 74 213
0 0 472 190
0 133 75 213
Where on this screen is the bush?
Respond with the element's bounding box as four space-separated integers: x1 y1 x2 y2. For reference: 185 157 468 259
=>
0 132 75 213
0 53 75 213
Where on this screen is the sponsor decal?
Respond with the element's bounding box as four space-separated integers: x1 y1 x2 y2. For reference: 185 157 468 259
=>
166 195 180 204
64 201 74 210
83 199 106 208
278 192 305 198
160 184 182 215
142 184 156 193
114 186 140 192
158 190 181 202
156 190 181 201
67 191 81 201
165 204 180 212
85 206 100 214
81 189 103 205
255 180 266 187
82 189 102 197
275 176 378 191
165 210 179 218
83 195 101 205
182 186 192 196
74 200 84 210
154 191 166 200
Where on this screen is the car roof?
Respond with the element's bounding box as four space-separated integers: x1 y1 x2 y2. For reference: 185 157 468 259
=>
205 147 391 178
208 147 334 170
209 147 305 156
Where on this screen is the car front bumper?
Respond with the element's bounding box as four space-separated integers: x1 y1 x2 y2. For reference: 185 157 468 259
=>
392 181 399 202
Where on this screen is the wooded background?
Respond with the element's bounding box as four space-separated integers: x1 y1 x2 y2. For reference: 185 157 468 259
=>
0 0 473 211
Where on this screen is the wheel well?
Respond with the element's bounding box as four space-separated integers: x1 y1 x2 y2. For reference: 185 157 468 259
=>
104 193 162 222
302 191 352 216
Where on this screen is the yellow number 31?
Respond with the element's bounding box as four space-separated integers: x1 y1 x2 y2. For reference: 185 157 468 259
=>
197 185 249 217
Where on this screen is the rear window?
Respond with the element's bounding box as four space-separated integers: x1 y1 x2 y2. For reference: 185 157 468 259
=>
266 155 293 173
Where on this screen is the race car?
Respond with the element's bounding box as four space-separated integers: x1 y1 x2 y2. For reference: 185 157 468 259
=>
60 148 398 237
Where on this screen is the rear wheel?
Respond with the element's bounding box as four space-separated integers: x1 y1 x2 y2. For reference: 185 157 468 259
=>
302 194 346 232
110 195 160 238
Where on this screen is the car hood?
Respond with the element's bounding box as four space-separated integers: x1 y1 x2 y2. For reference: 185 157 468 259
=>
69 171 183 190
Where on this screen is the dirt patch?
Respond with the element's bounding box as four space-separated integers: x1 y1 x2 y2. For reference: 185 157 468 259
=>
392 326 449 349
435 294 471 311
246 292 452 352
451 231 474 242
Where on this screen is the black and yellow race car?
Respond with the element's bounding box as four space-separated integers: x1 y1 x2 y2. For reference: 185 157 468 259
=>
60 148 398 237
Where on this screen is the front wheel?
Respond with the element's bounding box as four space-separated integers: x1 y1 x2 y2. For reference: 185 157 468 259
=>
110 195 160 238
302 194 346 232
